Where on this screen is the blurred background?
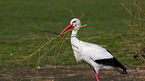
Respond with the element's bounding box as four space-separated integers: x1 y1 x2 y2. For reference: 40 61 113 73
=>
0 0 144 81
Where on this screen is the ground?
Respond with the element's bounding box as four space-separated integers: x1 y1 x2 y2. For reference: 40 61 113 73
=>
1 65 145 81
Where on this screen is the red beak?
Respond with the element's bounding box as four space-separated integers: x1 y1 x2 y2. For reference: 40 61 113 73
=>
60 24 73 36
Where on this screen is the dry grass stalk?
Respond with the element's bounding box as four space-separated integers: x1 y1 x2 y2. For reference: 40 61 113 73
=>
121 0 145 72
121 4 145 80
16 24 87 71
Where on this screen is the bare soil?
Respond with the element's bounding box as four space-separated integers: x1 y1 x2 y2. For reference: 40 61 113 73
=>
0 65 145 81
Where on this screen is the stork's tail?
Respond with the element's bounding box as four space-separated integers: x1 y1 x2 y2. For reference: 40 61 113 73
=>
114 67 127 74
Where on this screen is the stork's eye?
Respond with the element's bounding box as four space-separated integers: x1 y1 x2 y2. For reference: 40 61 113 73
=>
72 21 76 23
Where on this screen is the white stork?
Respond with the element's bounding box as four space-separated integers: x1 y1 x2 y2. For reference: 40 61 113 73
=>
60 18 127 81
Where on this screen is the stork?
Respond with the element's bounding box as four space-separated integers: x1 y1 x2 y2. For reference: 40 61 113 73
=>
60 18 127 81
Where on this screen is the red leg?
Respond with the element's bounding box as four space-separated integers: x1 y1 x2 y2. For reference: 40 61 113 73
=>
94 71 99 81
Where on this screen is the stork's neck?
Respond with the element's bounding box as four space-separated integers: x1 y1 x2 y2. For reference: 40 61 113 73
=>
71 26 80 38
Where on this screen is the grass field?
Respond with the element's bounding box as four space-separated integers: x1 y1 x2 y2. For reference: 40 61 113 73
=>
0 0 144 81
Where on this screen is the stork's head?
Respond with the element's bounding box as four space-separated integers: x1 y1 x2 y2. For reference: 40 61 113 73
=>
60 18 81 35
70 18 81 27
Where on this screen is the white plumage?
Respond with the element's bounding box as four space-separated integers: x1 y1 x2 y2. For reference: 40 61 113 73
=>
60 18 127 81
71 38 113 62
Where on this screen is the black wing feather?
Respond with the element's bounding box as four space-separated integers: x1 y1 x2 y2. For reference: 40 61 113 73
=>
95 57 127 74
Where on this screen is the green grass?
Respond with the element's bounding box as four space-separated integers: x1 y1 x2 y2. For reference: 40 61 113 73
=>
0 0 143 70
